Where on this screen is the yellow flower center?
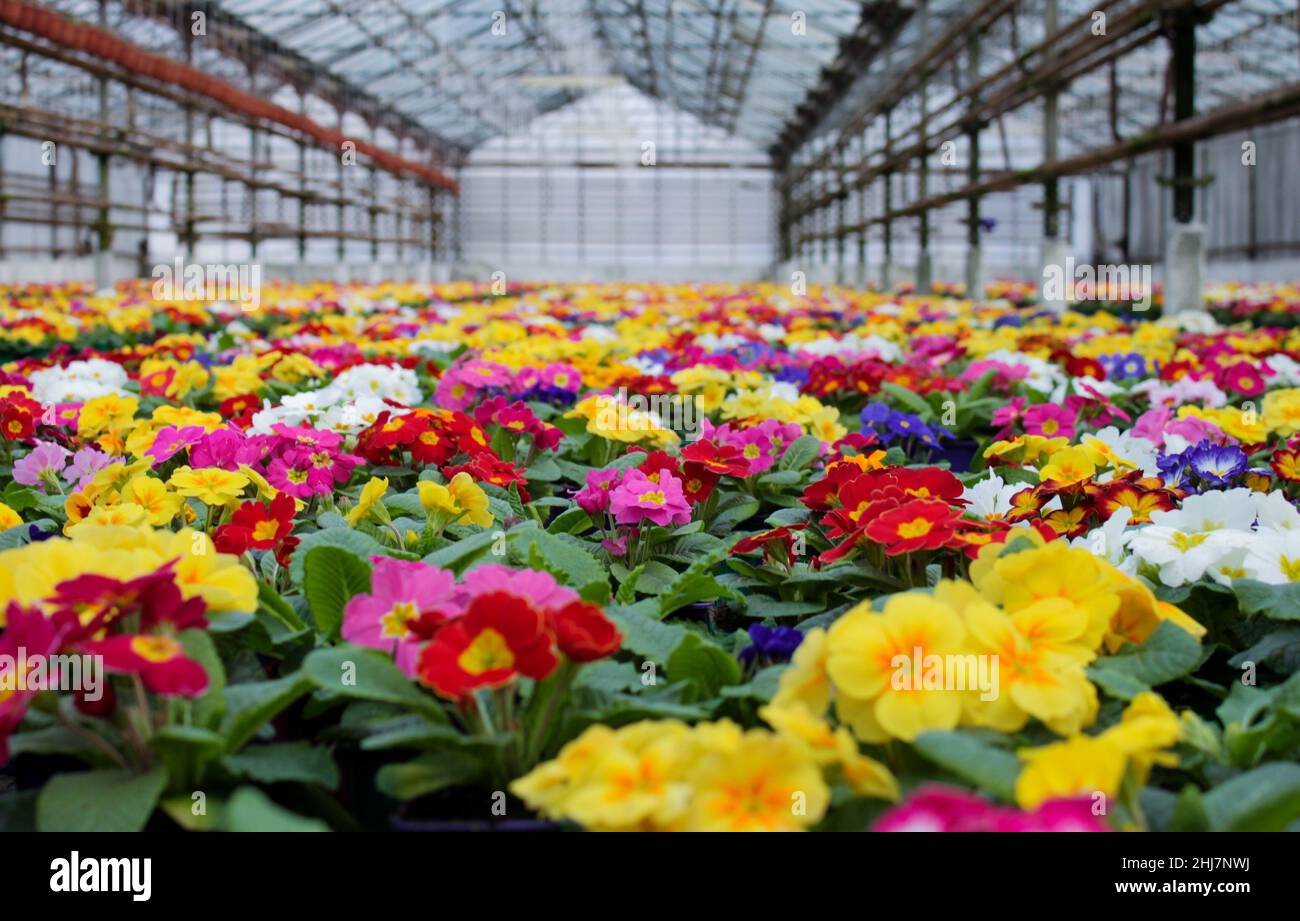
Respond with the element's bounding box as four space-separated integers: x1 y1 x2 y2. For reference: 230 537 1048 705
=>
130 635 182 663
1171 531 1209 552
380 601 419 638
896 517 934 539
252 520 281 542
638 490 667 506
457 628 515 675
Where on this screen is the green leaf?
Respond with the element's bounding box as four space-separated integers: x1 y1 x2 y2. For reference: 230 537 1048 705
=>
303 545 373 640
913 731 1021 803
222 742 340 789
222 786 330 832
375 750 489 801
657 544 743 618
607 602 690 664
289 527 387 584
574 660 642 694
256 580 307 634
1086 622 1203 699
709 498 761 535
1233 580 1300 620
510 527 609 603
180 629 226 729
422 528 500 573
1203 763 1300 831
302 646 447 723
778 434 822 472
36 767 168 832
743 598 826 619
880 382 933 417
720 665 784 702
615 564 644 604
666 633 742 700
546 506 592 535
1168 786 1212 832
220 672 314 752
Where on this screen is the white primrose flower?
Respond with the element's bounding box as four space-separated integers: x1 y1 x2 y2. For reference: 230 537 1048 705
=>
1252 491 1300 533
1080 426 1160 479
1243 530 1300 585
1071 506 1135 571
1149 489 1259 533
962 473 1020 520
1128 526 1253 587
29 359 131 404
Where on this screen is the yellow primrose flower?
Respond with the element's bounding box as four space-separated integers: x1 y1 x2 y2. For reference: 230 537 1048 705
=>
120 476 184 526
826 594 968 743
1102 691 1183 782
770 626 832 715
1262 388 1300 437
77 393 138 439
1102 569 1205 652
80 502 150 529
139 357 210 398
1039 446 1098 485
530 722 698 832
1016 692 1181 810
142 527 258 613
759 703 899 801
970 539 1118 654
1015 734 1128 810
417 472 493 528
347 477 390 527
956 591 1099 735
168 466 250 507
983 434 1070 466
0 501 21 530
685 728 830 832
566 394 679 448
0 522 257 622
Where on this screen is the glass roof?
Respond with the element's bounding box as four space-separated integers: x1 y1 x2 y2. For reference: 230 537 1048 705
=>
13 0 1300 160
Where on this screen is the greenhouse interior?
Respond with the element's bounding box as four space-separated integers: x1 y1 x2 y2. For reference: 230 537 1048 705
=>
1 0 1299 848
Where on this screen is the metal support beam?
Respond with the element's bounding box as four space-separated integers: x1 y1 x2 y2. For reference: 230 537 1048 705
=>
965 28 983 300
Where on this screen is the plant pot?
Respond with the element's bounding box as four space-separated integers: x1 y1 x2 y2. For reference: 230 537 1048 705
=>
389 815 566 832
933 437 979 473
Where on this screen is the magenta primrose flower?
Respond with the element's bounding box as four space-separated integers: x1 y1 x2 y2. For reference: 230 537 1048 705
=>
1022 403 1076 440
453 563 579 613
342 557 458 676
265 447 334 498
609 468 692 527
146 425 207 465
872 786 1107 832
574 467 623 517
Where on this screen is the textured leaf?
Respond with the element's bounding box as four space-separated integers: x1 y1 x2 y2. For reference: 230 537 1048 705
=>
303 545 373 640
37 768 168 832
302 646 447 723
913 731 1021 803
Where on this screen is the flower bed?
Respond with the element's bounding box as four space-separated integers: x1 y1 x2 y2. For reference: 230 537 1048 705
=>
0 279 1298 832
